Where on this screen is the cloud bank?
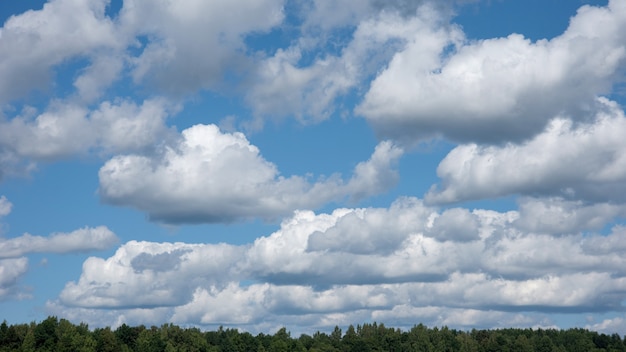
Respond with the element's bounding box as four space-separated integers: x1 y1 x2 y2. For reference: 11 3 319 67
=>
53 197 626 332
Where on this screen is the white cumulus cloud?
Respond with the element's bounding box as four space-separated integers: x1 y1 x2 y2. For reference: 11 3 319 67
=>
53 196 626 331
0 0 121 104
247 4 457 124
0 98 176 178
357 0 626 144
98 124 402 224
120 0 284 94
59 240 243 308
426 98 626 204
0 257 29 301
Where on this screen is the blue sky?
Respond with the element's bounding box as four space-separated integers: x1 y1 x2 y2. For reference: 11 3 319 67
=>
1 0 626 335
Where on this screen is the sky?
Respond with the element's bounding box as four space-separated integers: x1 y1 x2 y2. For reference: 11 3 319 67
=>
1 0 626 336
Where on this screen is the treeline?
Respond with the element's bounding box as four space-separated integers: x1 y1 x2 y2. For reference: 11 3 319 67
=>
1 316 625 352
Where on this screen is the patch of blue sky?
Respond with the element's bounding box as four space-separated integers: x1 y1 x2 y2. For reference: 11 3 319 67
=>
455 0 609 42
0 0 45 25
104 0 123 19
0 160 101 237
174 90 250 129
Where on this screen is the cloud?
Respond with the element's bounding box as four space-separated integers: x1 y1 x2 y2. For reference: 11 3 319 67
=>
0 0 121 103
0 0 285 104
0 98 176 178
297 0 470 36
59 240 244 308
426 98 626 204
582 226 626 255
587 316 626 335
0 0 286 177
357 0 626 144
345 141 404 199
54 197 626 332
98 124 402 224
246 4 450 123
246 45 357 123
306 198 431 255
427 207 480 242
0 258 29 301
73 54 125 103
0 226 118 259
119 0 284 94
0 196 11 217
513 198 626 234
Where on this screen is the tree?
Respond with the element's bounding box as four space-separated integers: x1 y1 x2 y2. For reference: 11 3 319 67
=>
269 327 291 352
310 331 338 352
33 316 58 351
21 330 36 352
180 327 210 352
0 321 23 352
56 318 82 352
115 323 139 350
456 333 479 352
137 327 166 352
93 327 119 352
0 321 7 346
406 324 434 352
513 334 533 352
534 334 556 352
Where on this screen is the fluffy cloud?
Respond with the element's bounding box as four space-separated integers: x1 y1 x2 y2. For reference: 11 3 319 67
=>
582 226 626 255
244 0 489 126
73 54 125 103
426 98 626 204
0 0 120 103
246 45 357 123
119 0 284 94
0 196 11 217
427 208 480 242
513 197 626 234
0 258 29 301
0 0 285 178
306 199 430 255
247 4 454 123
98 124 402 223
357 0 626 144
0 226 118 259
0 98 175 176
0 0 285 104
587 316 626 335
59 240 243 308
55 197 626 331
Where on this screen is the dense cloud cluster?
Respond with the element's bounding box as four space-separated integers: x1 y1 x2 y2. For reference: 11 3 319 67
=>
1 0 626 336
51 199 626 332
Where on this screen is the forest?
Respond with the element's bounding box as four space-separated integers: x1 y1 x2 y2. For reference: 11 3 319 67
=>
1 316 625 352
